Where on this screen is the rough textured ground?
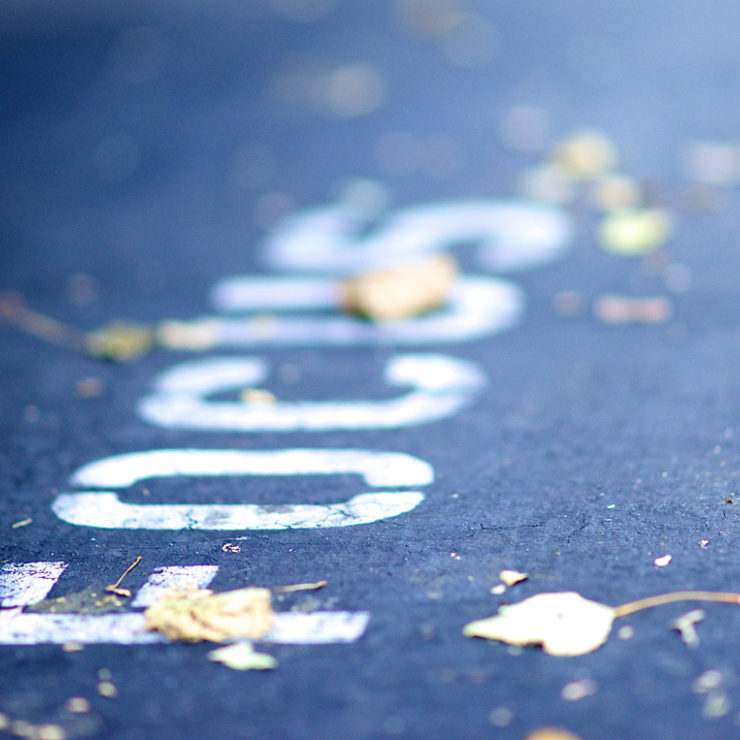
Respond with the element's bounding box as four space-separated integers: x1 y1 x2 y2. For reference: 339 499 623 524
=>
2 2 740 738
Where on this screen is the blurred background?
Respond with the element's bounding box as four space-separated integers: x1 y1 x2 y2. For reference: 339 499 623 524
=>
3 0 739 320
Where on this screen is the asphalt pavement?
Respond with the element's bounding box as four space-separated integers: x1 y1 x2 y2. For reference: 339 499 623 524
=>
2 2 740 738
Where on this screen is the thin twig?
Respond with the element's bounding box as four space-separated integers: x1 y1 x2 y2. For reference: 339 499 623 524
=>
614 590 740 618
271 580 328 594
105 556 142 597
0 292 89 352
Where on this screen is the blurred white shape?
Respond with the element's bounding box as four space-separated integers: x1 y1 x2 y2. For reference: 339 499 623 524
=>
500 105 551 153
337 177 389 220
683 141 740 186
441 13 499 68
325 63 386 118
517 163 576 205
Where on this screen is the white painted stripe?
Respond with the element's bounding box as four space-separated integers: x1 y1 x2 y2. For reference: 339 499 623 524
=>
51 491 425 530
131 565 220 607
0 613 163 644
138 354 485 433
260 200 571 274
206 277 524 346
70 449 434 489
0 562 68 607
0 612 370 645
263 611 370 644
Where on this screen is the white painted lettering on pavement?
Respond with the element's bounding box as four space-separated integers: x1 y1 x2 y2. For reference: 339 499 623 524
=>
52 448 431 531
206 276 523 346
138 354 485 432
69 449 433 489
262 200 571 274
131 565 220 607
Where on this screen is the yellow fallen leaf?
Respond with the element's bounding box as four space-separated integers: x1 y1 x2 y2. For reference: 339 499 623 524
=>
145 587 274 642
463 592 616 656
553 129 617 179
85 321 154 362
589 173 641 212
598 208 672 256
465 589 740 657
207 642 277 671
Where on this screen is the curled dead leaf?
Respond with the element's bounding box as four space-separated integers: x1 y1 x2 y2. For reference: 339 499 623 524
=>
144 587 274 642
340 254 457 321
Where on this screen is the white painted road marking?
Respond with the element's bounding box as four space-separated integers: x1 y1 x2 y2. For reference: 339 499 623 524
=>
51 491 426 530
0 562 68 607
206 276 524 345
138 354 485 432
131 565 220 607
0 612 370 645
0 563 370 645
55 449 432 530
69 449 434 489
261 199 571 273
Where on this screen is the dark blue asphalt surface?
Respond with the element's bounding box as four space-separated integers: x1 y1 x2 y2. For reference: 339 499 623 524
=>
2 2 740 738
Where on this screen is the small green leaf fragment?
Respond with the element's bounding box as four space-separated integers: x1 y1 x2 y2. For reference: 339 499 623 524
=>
85 321 154 361
207 642 277 671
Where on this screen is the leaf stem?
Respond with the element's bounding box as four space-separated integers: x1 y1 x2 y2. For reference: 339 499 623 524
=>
614 590 740 618
271 580 328 594
105 556 142 592
0 292 89 353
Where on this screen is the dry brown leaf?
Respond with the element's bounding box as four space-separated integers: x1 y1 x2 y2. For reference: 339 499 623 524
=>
144 587 274 642
463 592 616 656
499 569 528 586
340 254 457 321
